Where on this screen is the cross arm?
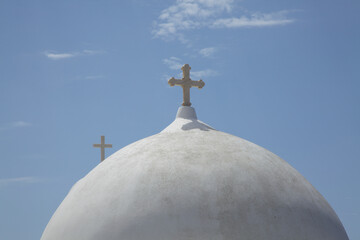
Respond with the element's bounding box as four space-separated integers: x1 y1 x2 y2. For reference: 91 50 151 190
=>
93 144 112 148
168 77 184 86
191 79 205 89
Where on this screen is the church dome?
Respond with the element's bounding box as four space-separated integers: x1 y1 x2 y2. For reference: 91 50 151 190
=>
41 106 348 240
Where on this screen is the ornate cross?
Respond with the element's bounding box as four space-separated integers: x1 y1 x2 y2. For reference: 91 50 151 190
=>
168 64 205 106
93 136 112 162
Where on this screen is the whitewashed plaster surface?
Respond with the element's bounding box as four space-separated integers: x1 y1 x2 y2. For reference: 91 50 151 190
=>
41 107 349 240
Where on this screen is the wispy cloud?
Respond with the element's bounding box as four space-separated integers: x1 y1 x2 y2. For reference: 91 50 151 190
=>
44 49 104 60
0 177 40 187
199 47 216 57
152 0 294 43
191 69 218 79
163 57 183 70
212 11 294 28
163 56 217 79
153 0 232 42
44 52 76 60
0 121 32 131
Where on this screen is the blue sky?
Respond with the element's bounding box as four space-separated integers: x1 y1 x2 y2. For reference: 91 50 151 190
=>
0 0 359 239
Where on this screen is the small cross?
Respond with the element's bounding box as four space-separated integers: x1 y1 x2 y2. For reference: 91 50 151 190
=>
168 64 205 106
93 136 112 162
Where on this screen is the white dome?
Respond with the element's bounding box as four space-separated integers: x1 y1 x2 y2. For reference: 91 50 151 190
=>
41 106 348 240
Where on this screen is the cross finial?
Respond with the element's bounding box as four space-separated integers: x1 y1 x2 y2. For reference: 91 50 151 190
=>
168 64 205 106
93 136 112 162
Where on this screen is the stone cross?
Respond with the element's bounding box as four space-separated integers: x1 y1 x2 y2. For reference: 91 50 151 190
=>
93 136 112 162
168 64 205 106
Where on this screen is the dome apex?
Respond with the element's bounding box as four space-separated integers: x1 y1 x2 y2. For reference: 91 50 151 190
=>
161 106 214 133
176 106 198 120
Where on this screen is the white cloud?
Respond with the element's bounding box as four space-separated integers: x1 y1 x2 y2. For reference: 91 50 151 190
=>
212 11 294 28
191 69 217 79
153 0 233 42
44 52 77 60
152 0 294 42
163 56 183 70
0 177 40 187
199 47 216 57
44 49 104 60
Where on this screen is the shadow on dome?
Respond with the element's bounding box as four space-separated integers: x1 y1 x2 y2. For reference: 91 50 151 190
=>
181 119 212 131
